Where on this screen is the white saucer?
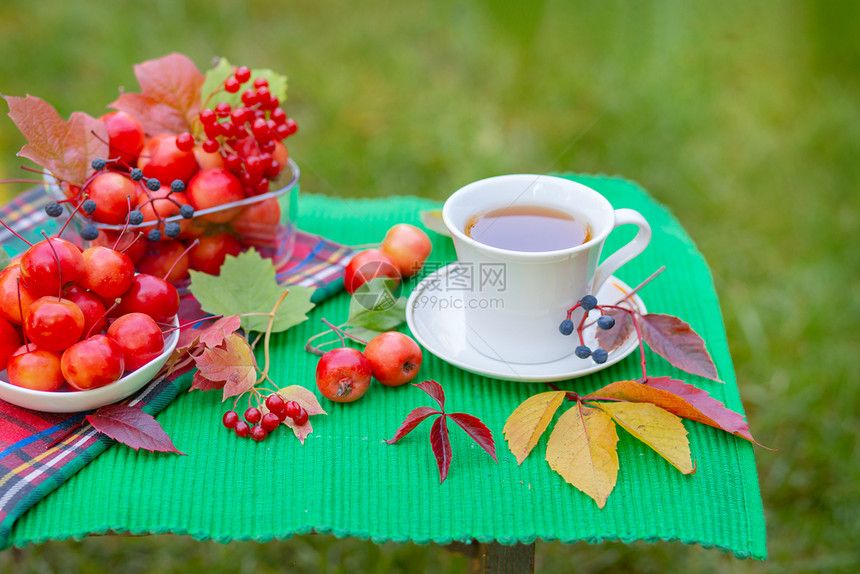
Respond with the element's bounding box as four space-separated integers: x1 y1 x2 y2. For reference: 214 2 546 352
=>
406 264 646 382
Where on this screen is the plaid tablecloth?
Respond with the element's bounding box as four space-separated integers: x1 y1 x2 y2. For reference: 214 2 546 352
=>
0 186 354 546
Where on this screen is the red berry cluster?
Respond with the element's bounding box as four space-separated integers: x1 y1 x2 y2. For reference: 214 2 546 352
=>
0 222 179 393
43 63 298 285
177 67 297 197
221 393 308 442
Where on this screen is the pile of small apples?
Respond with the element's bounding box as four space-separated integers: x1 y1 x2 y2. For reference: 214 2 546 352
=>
0 233 178 393
315 223 433 403
52 65 298 283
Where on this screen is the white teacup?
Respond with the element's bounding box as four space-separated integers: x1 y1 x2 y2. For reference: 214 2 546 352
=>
442 174 651 364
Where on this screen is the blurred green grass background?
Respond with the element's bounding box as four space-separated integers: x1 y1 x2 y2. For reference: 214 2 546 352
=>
1 0 858 572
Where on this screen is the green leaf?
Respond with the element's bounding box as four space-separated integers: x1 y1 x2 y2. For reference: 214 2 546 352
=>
201 57 288 110
345 277 407 332
188 250 314 333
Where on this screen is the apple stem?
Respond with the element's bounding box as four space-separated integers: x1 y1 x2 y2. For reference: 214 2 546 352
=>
39 232 65 300
321 318 345 347
113 196 136 250
88 300 119 340
163 238 199 282
161 314 225 335
56 190 89 239
0 219 32 246
321 318 369 346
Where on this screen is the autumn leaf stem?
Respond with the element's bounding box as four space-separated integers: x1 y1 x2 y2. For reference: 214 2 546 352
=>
256 288 290 384
595 304 649 380
43 416 86 450
544 382 577 401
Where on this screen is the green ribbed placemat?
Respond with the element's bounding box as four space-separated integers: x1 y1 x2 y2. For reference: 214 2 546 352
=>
7 175 767 559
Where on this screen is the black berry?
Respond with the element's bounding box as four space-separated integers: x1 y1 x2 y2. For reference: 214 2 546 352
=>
592 348 609 364
130 168 144 181
597 316 616 330
170 179 185 193
128 210 144 225
179 204 195 219
164 221 181 238
80 224 99 241
146 178 161 191
559 319 574 336
580 295 598 311
147 229 162 242
575 345 592 359
91 158 107 171
44 201 63 217
81 199 97 214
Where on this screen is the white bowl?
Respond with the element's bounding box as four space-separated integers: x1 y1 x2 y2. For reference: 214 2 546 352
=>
0 316 180 413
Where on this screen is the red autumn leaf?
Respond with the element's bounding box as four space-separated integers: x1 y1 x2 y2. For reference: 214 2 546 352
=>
193 333 258 400
643 377 764 446
190 371 225 392
595 307 635 352
110 52 204 135
196 315 242 349
4 95 109 186
449 412 497 461
638 313 721 381
385 407 441 444
414 379 446 410
430 415 452 483
86 404 183 454
387 381 496 483
586 378 762 446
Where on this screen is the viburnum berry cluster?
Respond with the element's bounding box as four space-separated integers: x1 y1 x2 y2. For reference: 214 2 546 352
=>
0 210 180 393
4 54 299 285
178 69 296 196
222 394 310 442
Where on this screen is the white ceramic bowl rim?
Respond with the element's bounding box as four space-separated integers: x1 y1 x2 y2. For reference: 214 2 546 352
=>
0 315 180 413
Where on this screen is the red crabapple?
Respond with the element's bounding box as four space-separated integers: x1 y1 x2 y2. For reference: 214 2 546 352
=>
63 285 108 337
0 316 21 370
138 133 200 185
24 297 85 351
136 239 190 284
85 171 138 225
315 347 372 403
231 198 281 246
19 237 84 297
188 233 241 275
106 312 165 371
61 335 125 390
6 347 64 392
0 265 37 325
79 246 135 299
114 273 179 323
363 331 423 386
343 249 401 295
380 223 432 278
100 111 145 165
186 168 246 222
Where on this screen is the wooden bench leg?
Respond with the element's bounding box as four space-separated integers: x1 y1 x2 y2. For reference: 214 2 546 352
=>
478 541 535 574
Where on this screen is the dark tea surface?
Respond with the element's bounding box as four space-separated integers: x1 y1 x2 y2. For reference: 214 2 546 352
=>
464 205 591 252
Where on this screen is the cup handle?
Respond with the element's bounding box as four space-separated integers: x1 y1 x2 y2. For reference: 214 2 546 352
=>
591 208 652 293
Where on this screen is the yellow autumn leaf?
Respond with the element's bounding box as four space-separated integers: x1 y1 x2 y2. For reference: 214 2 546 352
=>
503 391 567 464
545 404 619 509
596 402 694 474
